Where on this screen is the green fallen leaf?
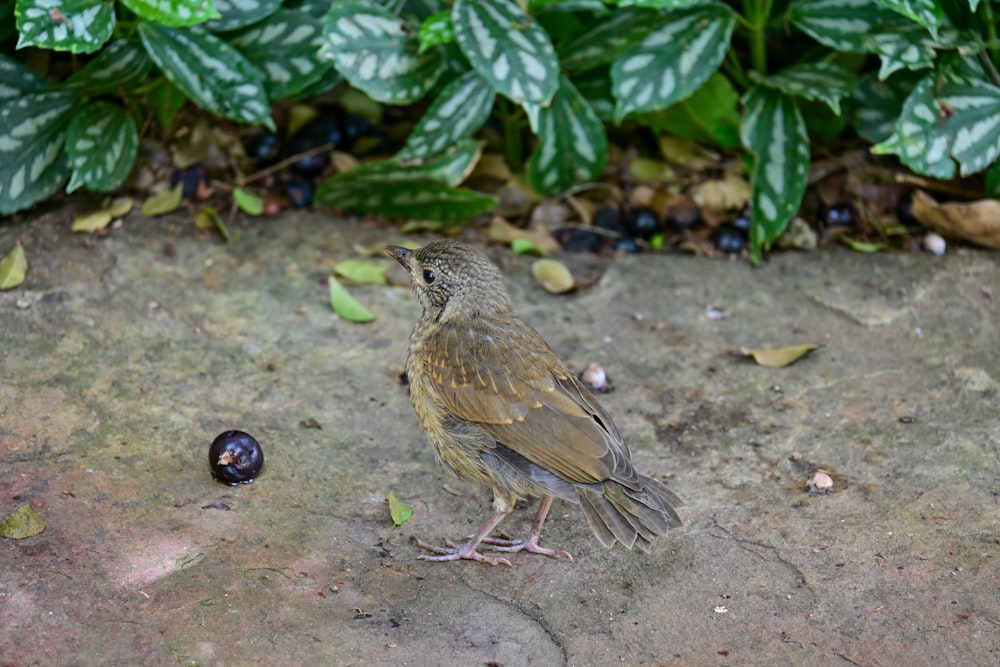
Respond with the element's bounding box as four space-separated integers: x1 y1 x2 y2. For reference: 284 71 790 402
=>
141 183 184 217
740 344 823 368
0 243 28 289
385 491 412 527
511 237 546 256
194 206 237 243
0 503 46 538
328 277 374 323
335 259 389 284
840 237 886 253
233 187 264 216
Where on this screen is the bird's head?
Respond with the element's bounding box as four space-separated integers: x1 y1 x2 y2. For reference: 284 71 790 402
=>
385 240 513 322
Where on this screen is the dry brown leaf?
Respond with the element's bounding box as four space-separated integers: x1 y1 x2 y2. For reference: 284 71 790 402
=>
472 152 513 181
910 190 1000 249
487 217 560 253
691 174 751 213
740 344 823 368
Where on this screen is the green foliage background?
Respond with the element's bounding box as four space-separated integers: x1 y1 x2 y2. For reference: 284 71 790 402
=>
2 0 999 262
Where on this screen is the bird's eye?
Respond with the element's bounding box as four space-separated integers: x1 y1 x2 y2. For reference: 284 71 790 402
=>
422 269 436 284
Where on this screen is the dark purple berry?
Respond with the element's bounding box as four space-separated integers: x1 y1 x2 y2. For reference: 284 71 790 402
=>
340 114 373 141
170 165 207 200
625 207 661 239
594 206 625 235
821 204 857 227
553 228 601 253
711 224 747 254
285 177 314 208
209 430 264 485
730 213 750 233
614 237 638 253
895 194 917 226
287 119 342 175
245 133 281 167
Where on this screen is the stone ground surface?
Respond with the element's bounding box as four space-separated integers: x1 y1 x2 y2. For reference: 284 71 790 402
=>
1 211 998 667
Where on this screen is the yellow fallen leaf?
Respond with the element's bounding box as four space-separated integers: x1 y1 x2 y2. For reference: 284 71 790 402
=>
531 258 576 294
142 184 184 217
740 344 823 368
0 503 45 538
385 491 412 527
72 210 113 233
0 243 28 289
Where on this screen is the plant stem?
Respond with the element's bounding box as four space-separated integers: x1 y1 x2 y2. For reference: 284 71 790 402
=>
742 0 773 75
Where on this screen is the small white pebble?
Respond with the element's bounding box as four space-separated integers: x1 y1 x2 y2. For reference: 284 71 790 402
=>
808 470 834 494
580 363 607 390
16 297 31 309
923 232 946 255
706 305 731 320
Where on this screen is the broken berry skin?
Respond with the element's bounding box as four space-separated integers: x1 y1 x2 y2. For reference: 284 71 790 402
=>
209 430 264 485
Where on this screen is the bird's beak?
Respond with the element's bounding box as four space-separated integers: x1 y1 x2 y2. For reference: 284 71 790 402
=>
384 245 414 272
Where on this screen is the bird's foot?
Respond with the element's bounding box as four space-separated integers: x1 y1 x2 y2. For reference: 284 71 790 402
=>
411 536 512 567
481 533 572 560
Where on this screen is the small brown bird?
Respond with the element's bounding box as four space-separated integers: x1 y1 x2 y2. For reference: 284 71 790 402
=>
386 240 682 565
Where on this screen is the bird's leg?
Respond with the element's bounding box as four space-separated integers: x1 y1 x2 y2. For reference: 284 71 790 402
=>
413 510 514 566
482 496 573 560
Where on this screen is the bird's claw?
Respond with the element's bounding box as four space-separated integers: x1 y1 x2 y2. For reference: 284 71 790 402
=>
485 535 573 560
412 536 513 567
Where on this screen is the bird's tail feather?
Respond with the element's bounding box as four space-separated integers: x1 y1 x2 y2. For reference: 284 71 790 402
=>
576 475 682 552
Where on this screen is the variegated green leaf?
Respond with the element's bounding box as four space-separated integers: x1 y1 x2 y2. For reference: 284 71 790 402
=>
321 0 444 104
418 10 454 53
60 38 154 94
571 70 616 122
138 23 274 129
611 1 736 122
316 176 495 221
873 73 1000 179
637 72 742 148
557 8 662 74
335 139 483 188
752 62 858 115
452 0 559 106
740 86 810 263
400 70 495 158
849 70 921 143
527 76 607 196
15 0 115 53
65 101 138 193
119 0 220 26
617 0 701 6
791 0 934 78
0 90 76 215
228 8 331 100
872 0 942 37
0 53 48 102
205 0 281 32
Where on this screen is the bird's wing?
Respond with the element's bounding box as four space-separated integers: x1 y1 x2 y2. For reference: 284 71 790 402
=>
424 318 635 485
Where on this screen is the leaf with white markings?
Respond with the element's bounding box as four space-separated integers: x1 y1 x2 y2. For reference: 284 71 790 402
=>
15 0 114 53
120 0 220 26
452 0 559 106
527 76 607 196
558 7 661 74
341 139 483 187
0 53 48 102
849 70 921 143
740 86 810 264
611 1 736 122
400 70 495 158
138 23 275 130
873 71 1000 179
228 8 332 99
418 11 454 53
0 91 76 215
61 39 154 95
65 101 138 193
321 1 444 104
790 0 933 78
751 62 858 115
873 0 942 37
205 0 282 32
